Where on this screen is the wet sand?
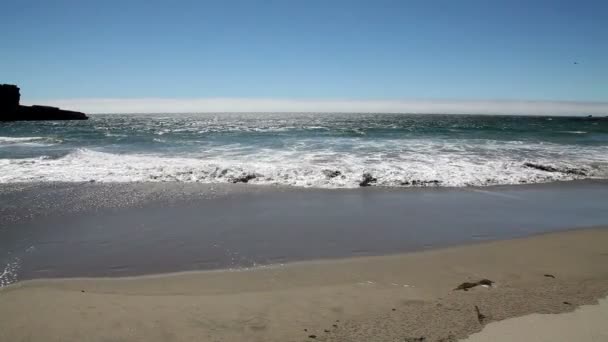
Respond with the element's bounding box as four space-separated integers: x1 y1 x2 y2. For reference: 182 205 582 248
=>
2 181 608 281
1 227 608 341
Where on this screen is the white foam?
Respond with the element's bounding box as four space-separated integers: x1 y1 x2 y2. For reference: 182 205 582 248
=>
1 138 607 188
0 136 59 147
0 257 21 288
0 136 45 143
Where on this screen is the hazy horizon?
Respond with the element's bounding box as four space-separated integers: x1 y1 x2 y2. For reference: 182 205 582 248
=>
22 97 608 116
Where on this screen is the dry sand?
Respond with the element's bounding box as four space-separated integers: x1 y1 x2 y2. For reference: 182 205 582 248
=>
1 227 607 342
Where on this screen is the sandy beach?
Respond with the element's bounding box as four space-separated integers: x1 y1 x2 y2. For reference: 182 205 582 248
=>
3 1 608 340
2 227 607 341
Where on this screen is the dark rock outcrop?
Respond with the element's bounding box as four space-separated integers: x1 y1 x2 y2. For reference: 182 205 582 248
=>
0 84 20 112
0 84 88 121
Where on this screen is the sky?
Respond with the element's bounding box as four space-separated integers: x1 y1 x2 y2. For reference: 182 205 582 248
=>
1 0 607 114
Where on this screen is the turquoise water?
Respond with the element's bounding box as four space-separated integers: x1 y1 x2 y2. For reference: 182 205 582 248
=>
1 113 607 187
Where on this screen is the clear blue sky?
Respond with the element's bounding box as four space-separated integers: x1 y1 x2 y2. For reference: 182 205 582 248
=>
1 0 607 103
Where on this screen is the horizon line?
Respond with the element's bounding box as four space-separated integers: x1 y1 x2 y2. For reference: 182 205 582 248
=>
22 97 608 116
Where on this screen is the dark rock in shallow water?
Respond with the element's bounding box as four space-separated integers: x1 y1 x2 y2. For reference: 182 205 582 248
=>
564 168 587 176
322 170 341 179
231 174 257 183
523 162 587 176
411 179 442 186
359 173 377 187
524 162 559 173
0 84 88 121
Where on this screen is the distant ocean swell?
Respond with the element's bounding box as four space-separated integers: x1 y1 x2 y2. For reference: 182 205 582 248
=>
1 114 607 188
0 136 60 147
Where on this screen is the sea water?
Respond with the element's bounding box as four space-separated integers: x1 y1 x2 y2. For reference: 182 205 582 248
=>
1 113 607 188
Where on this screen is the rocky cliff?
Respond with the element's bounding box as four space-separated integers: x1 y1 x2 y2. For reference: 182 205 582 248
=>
0 84 20 112
0 84 88 121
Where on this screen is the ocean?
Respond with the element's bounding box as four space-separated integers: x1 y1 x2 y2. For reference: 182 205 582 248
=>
1 113 607 187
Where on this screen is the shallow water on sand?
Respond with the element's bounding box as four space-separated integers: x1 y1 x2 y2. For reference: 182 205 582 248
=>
1 181 608 286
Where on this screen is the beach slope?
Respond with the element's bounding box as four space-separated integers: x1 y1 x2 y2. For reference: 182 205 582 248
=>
1 227 607 341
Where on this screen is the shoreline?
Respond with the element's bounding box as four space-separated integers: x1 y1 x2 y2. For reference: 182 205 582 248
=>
2 177 608 190
5 224 606 285
2 228 608 341
3 180 608 283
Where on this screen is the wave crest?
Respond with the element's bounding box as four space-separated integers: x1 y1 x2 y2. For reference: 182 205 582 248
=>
1 146 607 188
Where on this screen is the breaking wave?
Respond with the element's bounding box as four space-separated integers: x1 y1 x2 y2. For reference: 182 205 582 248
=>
2 114 607 188
1 141 607 188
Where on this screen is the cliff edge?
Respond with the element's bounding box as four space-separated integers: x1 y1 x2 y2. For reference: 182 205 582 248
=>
0 84 88 121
